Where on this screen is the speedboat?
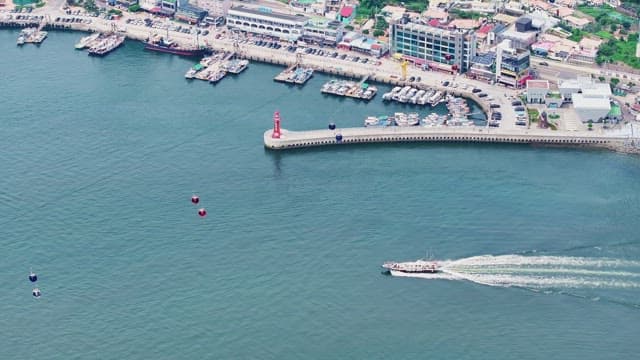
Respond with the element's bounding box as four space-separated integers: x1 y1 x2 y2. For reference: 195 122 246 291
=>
382 259 441 274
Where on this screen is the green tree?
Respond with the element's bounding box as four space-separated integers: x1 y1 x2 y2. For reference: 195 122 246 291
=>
84 0 98 13
128 3 140 12
623 21 632 30
611 23 618 32
373 29 384 37
598 76 606 82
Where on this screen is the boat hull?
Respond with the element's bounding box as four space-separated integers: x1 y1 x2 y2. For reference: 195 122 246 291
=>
144 43 206 57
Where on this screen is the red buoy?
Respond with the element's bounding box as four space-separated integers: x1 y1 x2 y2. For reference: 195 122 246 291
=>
198 208 207 217
191 195 200 204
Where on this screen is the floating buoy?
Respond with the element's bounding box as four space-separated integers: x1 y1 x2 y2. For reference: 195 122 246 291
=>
191 195 200 204
198 208 207 217
32 288 41 298
335 133 343 142
328 122 336 130
29 271 38 283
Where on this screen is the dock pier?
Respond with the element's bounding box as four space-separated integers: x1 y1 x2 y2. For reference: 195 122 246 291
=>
263 112 638 153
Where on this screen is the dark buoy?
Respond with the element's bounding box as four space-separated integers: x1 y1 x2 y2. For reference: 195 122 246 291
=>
32 288 41 298
328 122 336 130
198 208 207 217
29 271 38 283
335 133 343 142
191 195 200 205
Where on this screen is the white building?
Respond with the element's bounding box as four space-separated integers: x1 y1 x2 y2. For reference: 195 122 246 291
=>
526 79 549 103
559 77 612 122
226 6 308 41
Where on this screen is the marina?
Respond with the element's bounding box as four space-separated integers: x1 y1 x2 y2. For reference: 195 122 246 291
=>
16 26 47 45
273 64 314 85
184 51 242 84
320 78 377 101
382 86 446 106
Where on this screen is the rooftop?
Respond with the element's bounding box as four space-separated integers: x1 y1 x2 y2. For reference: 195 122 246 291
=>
573 93 611 110
527 80 550 89
229 6 308 22
340 6 353 18
472 52 496 66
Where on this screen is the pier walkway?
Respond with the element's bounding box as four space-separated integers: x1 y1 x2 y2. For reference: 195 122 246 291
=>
264 125 639 153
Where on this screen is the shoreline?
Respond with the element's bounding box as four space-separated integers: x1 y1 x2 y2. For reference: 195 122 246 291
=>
3 10 640 154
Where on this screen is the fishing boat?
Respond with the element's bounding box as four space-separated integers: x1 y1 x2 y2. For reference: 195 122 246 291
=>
144 33 206 57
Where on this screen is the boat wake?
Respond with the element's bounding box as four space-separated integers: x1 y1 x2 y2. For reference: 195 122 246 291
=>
393 255 640 289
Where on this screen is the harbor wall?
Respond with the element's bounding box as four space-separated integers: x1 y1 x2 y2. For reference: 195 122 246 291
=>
263 128 630 153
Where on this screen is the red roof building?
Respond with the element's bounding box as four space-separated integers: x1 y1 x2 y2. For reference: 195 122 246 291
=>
340 6 353 18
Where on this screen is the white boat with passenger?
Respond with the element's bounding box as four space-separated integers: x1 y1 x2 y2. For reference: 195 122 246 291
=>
382 259 441 274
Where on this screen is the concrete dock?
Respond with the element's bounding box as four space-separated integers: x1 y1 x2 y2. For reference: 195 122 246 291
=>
264 124 640 153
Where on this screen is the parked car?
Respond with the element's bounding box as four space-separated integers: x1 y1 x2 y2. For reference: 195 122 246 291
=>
490 103 500 108
478 93 488 98
472 88 482 93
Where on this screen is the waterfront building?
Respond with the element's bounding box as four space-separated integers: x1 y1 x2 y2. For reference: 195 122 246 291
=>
161 0 177 15
468 52 496 82
525 79 549 104
349 37 389 58
302 19 344 46
390 19 477 73
226 6 308 41
559 77 612 122
495 39 531 88
175 2 208 24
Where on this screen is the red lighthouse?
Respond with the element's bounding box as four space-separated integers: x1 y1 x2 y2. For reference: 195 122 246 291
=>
272 111 281 139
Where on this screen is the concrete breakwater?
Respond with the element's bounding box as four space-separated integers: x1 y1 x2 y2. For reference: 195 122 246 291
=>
263 127 636 153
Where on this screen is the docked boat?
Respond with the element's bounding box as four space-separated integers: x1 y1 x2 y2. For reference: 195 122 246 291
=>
208 70 226 84
144 35 206 57
382 259 441 274
75 33 100 50
16 34 25 46
364 116 379 127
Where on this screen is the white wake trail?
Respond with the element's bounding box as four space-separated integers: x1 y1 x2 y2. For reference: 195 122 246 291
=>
390 255 640 289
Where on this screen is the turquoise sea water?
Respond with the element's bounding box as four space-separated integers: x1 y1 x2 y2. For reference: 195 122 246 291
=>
2 30 640 359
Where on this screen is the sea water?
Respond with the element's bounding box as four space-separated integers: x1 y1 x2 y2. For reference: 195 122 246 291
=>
1 30 640 359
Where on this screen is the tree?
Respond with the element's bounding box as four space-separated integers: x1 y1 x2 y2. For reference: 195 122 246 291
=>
362 29 369 35
588 120 593 131
623 21 632 30
128 3 140 12
598 76 606 82
611 23 618 32
373 29 384 37
83 0 98 13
